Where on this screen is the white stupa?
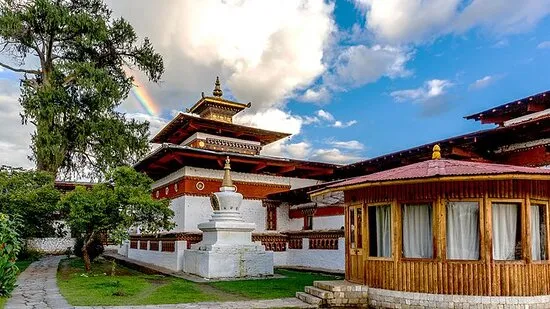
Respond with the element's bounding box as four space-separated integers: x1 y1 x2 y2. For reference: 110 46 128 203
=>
183 156 274 279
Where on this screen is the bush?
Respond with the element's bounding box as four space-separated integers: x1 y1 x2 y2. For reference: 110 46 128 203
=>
74 236 104 262
0 213 22 296
17 245 44 262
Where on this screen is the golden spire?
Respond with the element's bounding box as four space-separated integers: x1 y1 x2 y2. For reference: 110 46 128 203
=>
432 144 441 160
221 156 233 187
213 76 223 97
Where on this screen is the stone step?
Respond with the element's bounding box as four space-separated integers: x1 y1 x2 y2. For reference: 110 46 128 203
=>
313 280 368 293
296 291 323 306
304 286 334 299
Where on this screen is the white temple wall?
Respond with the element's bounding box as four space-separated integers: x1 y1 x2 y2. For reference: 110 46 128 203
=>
170 196 186 232
286 238 345 271
313 215 344 230
126 240 187 271
152 166 321 190
289 218 303 230
276 204 291 231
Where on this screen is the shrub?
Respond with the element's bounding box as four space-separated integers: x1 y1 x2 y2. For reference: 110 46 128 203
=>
0 213 22 296
73 236 104 262
17 245 44 262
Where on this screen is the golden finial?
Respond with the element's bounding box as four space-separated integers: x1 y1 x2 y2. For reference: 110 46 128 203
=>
221 156 233 187
213 76 223 97
432 144 441 160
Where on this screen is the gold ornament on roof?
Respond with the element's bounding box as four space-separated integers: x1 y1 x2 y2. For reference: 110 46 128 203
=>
432 144 441 160
222 156 233 187
213 76 223 97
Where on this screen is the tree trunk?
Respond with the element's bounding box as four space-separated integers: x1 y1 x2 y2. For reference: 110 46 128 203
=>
82 246 91 272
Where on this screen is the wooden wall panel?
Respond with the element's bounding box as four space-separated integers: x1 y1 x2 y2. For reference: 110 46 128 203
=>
346 179 550 296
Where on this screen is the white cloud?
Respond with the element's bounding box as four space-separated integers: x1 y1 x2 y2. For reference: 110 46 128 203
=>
0 80 33 169
126 113 169 138
326 139 365 150
316 110 335 122
391 79 453 102
538 41 550 49
492 39 509 48
391 79 454 116
108 0 336 114
310 148 363 164
235 108 302 135
325 45 411 88
469 75 500 90
333 120 358 128
300 87 330 102
354 0 550 44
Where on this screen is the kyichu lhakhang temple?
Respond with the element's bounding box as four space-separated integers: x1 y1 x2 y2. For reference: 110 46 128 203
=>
116 78 550 307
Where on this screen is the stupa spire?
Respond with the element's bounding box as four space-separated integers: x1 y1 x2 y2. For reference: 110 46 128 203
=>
213 76 223 97
221 156 233 187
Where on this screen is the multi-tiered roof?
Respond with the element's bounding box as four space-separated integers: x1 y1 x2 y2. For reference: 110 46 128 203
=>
135 78 337 180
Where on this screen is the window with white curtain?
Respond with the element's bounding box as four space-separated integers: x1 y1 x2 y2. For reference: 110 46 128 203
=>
531 204 547 260
368 205 392 257
446 201 480 260
402 203 433 258
492 203 522 260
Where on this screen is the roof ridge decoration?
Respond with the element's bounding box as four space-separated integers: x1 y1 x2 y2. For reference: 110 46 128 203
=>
213 76 223 97
432 144 441 160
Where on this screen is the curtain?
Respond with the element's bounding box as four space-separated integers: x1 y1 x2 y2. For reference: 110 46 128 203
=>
375 205 392 257
402 204 433 258
446 202 480 260
492 203 519 260
531 205 542 260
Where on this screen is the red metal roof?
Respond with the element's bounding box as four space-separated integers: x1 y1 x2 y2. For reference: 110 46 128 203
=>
327 159 550 189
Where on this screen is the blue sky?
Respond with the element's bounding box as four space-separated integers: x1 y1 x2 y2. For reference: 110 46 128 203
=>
1 0 550 169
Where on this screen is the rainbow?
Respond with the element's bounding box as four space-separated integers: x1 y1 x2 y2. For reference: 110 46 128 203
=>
130 78 160 117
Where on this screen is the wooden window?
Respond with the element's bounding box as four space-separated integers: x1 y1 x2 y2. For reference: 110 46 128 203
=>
531 202 548 260
304 215 313 230
402 203 433 258
492 202 522 260
446 201 480 260
266 206 277 231
368 204 392 257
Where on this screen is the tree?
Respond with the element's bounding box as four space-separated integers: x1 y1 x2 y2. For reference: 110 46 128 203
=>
0 166 61 238
0 213 22 296
59 166 174 271
0 0 164 179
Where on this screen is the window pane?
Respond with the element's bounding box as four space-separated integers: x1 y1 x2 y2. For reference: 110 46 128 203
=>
531 204 548 260
368 205 392 257
356 208 363 249
402 204 433 258
446 201 480 260
349 208 355 248
492 203 521 260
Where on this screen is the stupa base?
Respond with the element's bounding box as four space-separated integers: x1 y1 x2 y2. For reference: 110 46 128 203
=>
183 245 274 279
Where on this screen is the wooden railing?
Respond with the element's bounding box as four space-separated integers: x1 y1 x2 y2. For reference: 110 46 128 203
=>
253 234 287 252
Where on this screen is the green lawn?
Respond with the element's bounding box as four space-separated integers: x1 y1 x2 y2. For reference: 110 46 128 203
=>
0 259 35 308
58 258 342 306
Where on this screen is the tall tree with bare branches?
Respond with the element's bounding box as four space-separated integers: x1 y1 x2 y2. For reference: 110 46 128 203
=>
0 0 163 178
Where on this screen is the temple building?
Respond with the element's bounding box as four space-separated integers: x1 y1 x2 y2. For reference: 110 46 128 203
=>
120 79 550 275
124 78 346 272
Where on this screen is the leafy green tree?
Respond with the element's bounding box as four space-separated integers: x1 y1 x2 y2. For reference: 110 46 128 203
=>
0 213 22 296
60 166 174 271
0 0 164 178
0 166 61 238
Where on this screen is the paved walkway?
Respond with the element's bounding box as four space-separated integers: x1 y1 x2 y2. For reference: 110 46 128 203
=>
5 256 314 309
6 256 72 309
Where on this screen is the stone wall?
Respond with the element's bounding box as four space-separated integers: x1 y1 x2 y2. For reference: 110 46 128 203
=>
26 238 75 254
367 287 550 309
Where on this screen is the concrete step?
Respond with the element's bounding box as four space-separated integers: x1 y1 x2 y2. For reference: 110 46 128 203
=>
304 286 334 299
313 280 368 293
296 291 323 305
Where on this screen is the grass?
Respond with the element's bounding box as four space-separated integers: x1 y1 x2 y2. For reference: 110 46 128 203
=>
58 257 342 306
0 259 36 308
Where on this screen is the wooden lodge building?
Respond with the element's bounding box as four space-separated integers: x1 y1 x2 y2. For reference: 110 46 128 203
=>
120 80 550 277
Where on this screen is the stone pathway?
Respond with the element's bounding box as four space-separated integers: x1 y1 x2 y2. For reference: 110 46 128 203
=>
6 255 72 309
5 255 314 309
